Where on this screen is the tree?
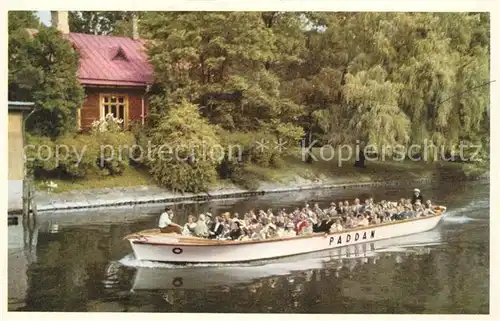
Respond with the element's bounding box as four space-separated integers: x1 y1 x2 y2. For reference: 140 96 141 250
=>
8 23 85 138
142 11 489 170
289 13 489 157
143 100 222 194
8 11 40 32
68 11 129 35
68 11 144 36
142 12 304 132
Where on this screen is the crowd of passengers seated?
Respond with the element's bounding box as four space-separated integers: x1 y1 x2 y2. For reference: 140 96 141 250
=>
181 194 436 241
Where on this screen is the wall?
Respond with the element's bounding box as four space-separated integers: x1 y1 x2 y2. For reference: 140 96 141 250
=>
8 112 24 180
80 86 149 130
8 112 24 213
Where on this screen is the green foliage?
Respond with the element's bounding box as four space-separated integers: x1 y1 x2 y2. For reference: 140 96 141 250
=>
8 11 40 31
8 23 85 138
281 13 489 155
27 129 134 180
54 134 100 178
91 130 135 176
26 134 57 176
18 12 491 191
142 100 222 193
68 11 141 36
142 12 305 132
229 167 261 191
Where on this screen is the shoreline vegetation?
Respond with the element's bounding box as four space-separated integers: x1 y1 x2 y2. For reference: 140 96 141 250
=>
32 147 489 213
35 147 487 195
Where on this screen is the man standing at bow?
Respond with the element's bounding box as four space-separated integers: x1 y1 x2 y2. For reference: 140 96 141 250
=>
411 188 424 205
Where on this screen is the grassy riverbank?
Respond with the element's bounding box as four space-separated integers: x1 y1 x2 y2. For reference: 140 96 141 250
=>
35 148 483 194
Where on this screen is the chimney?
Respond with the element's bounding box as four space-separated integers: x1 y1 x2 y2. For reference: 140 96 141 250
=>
131 13 139 40
51 11 70 34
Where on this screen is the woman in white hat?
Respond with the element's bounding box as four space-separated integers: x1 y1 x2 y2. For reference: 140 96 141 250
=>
193 214 209 237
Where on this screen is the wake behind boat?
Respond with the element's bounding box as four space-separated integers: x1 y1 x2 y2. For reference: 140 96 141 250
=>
124 191 446 263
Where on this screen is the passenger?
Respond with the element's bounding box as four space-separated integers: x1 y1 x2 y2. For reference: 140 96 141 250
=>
238 227 251 241
357 214 369 227
412 200 423 216
222 211 231 222
208 216 225 239
382 211 392 223
205 207 213 220
314 203 324 216
365 211 373 224
336 202 343 215
363 198 373 212
248 226 262 240
326 202 337 216
193 214 210 237
296 215 308 234
329 219 343 233
344 216 353 229
158 207 182 233
352 198 362 214
313 214 330 233
229 221 244 240
275 222 286 238
309 212 318 226
283 222 297 237
401 200 415 218
299 219 314 235
424 200 436 216
181 214 197 236
205 212 214 229
262 221 278 239
276 213 285 226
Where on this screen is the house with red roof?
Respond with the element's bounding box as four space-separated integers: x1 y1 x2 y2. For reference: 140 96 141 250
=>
51 11 153 130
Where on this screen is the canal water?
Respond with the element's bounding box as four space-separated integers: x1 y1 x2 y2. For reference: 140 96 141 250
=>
8 180 489 313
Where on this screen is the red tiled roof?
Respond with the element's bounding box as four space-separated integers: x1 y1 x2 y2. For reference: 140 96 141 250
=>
67 33 153 87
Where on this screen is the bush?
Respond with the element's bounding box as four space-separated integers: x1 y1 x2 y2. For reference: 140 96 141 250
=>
144 100 222 193
54 134 100 178
28 114 136 180
230 168 261 191
26 134 57 176
217 129 291 189
90 114 135 176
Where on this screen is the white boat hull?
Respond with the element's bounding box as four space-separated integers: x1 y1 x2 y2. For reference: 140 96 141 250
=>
130 228 442 291
128 212 443 263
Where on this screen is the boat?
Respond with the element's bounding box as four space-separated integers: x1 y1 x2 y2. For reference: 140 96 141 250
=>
129 228 442 291
124 206 446 264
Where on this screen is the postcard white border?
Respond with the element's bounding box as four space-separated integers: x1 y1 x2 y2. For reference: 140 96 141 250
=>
2 1 498 321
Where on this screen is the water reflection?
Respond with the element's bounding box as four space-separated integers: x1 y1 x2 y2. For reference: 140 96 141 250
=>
8 216 39 310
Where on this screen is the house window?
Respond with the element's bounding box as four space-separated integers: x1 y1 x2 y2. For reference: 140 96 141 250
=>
100 94 129 127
